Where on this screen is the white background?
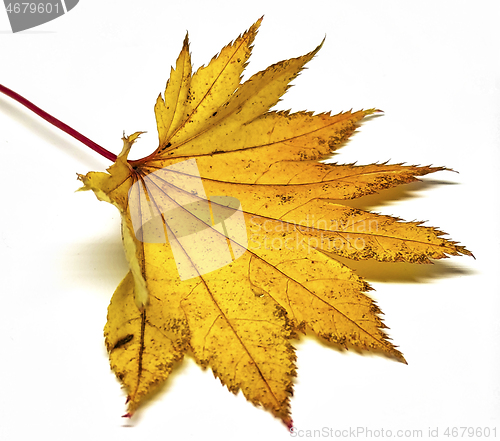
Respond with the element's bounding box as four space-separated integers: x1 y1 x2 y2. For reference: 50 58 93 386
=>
1 1 499 440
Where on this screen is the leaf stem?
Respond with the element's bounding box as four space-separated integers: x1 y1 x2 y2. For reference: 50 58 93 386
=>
0 83 117 162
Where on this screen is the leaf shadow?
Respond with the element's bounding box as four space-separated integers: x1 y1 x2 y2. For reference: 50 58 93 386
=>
57 239 129 297
332 255 473 284
327 177 474 283
292 173 474 363
57 234 195 425
293 332 406 365
0 97 108 170
336 177 459 212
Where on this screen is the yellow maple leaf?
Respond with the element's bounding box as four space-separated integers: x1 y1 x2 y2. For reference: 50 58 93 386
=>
77 18 471 426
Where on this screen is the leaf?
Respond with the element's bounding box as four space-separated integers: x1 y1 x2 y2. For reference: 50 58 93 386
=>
78 18 472 426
